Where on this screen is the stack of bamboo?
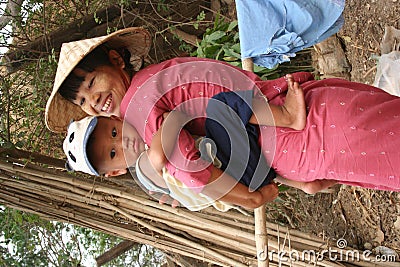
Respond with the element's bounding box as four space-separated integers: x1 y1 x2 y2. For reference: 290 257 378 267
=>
0 153 397 266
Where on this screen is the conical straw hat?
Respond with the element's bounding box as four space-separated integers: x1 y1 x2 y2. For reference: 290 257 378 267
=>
45 27 151 133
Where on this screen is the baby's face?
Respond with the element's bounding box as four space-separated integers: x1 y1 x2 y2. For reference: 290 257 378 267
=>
88 117 146 175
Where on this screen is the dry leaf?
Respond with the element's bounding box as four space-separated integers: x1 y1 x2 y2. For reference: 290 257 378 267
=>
394 216 400 230
373 229 385 245
341 36 352 43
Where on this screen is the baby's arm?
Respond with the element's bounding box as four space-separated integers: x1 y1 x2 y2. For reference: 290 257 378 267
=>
136 154 180 207
147 111 191 172
149 112 278 209
140 111 191 187
138 111 190 207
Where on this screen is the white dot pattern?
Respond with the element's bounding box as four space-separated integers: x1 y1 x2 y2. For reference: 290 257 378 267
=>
121 59 400 192
263 82 400 191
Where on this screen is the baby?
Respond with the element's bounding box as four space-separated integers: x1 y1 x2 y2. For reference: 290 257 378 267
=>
63 115 247 211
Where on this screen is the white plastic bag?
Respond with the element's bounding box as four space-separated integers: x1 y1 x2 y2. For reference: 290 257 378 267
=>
373 51 400 97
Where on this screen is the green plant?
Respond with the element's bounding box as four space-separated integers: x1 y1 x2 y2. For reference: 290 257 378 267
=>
192 16 240 62
193 10 206 30
94 12 102 24
157 0 169 12
190 16 313 80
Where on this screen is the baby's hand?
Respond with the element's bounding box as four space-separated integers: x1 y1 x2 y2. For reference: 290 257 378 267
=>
158 193 180 208
149 191 180 208
258 182 279 203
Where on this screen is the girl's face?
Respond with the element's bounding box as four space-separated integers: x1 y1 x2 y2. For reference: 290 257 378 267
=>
72 59 130 118
89 117 146 177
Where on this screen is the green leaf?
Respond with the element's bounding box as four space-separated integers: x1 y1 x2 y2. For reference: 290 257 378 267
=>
278 184 290 192
222 56 239 62
15 141 25 148
253 64 268 73
227 61 241 67
233 32 240 42
204 45 223 58
227 20 238 32
222 47 241 59
205 31 226 42
231 43 241 53
196 46 205 58
196 11 206 21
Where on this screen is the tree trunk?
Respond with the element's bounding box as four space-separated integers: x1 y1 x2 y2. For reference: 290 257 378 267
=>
0 147 65 169
3 0 209 73
3 5 121 73
95 240 137 266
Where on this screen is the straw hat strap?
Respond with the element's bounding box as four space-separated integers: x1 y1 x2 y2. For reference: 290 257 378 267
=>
119 66 131 93
107 47 132 91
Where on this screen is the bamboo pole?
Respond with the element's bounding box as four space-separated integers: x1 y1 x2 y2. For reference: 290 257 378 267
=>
241 57 269 267
255 205 268 266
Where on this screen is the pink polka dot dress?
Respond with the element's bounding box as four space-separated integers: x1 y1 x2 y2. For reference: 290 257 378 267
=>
261 77 400 191
121 57 400 192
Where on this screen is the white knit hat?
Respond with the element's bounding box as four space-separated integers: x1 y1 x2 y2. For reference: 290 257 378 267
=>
63 116 99 176
45 27 151 133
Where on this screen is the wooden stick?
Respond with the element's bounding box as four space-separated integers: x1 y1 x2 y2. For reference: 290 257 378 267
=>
242 57 254 73
255 205 268 266
241 57 269 267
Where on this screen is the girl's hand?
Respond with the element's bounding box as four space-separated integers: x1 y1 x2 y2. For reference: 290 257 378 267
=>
162 112 170 119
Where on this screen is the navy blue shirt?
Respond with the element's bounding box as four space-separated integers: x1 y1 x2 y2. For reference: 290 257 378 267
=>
204 90 276 191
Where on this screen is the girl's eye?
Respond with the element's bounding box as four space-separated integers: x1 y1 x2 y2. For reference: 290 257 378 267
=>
80 98 85 106
110 148 116 159
88 77 94 88
112 127 117 138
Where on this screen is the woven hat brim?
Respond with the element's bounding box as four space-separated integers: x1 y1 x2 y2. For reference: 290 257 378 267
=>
45 27 151 133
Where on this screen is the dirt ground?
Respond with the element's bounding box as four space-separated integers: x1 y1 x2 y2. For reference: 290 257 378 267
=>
266 0 400 257
340 0 400 85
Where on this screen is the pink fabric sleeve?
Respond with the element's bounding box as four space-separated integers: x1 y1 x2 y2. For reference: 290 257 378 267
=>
164 127 213 193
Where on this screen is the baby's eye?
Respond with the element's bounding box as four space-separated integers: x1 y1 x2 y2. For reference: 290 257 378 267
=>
112 127 117 138
110 148 116 159
80 98 85 106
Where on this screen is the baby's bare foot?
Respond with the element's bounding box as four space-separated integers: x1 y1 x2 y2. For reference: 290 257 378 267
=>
282 74 307 130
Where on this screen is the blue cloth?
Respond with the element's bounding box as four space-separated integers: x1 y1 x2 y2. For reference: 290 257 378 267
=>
236 0 345 68
204 91 276 191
